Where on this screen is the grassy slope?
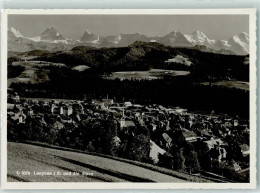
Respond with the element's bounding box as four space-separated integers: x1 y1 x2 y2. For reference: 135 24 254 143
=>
8 142 189 183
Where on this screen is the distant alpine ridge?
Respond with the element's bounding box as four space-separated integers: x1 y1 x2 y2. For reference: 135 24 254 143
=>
8 27 249 55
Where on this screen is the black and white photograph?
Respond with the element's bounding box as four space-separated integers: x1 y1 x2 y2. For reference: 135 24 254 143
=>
1 9 257 189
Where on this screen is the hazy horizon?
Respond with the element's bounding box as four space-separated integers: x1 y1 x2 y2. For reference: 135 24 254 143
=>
8 15 249 40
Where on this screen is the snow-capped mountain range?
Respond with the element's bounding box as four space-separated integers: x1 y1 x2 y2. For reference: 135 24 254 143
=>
8 27 249 55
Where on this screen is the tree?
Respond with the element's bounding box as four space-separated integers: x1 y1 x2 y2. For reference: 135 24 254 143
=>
7 119 18 141
158 152 173 169
123 134 150 161
46 128 58 145
99 119 118 156
185 150 200 174
168 144 186 171
171 148 186 172
181 142 200 174
86 141 95 152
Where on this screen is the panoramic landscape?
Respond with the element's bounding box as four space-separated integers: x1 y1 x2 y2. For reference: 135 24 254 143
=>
7 14 250 183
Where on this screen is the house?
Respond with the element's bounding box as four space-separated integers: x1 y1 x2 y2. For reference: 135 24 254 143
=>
69 112 81 122
203 138 224 151
61 116 73 123
205 138 227 162
73 103 83 114
200 128 210 136
158 121 165 129
158 105 165 111
243 127 250 133
182 129 197 142
63 105 68 115
222 126 231 137
62 105 73 116
232 162 241 171
68 105 73 115
119 118 125 128
51 104 63 115
101 102 109 110
233 119 239 127
93 100 109 110
125 120 135 127
124 101 132 107
11 111 27 124
18 113 26 124
28 108 34 116
219 147 227 161
60 106 64 115
208 144 227 162
12 93 20 103
151 123 157 131
225 121 233 127
113 136 121 146
12 104 21 113
102 98 114 105
165 121 171 131
150 140 166 163
34 116 47 125
133 111 141 119
172 107 187 114
53 121 64 130
240 144 250 157
137 117 145 126
11 113 19 122
162 133 172 149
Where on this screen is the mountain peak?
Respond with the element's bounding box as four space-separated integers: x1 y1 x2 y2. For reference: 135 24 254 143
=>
9 27 24 38
49 26 58 31
38 27 67 41
158 31 193 47
83 30 92 35
240 32 249 36
231 32 249 42
228 32 249 55
169 30 181 35
167 31 185 38
238 32 249 41
80 30 99 42
192 30 207 38
41 27 60 36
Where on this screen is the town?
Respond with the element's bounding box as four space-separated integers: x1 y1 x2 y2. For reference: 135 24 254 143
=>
7 92 250 182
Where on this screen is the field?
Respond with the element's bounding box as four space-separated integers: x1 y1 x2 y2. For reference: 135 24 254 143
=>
8 61 66 87
201 81 249 91
103 69 190 80
8 142 189 182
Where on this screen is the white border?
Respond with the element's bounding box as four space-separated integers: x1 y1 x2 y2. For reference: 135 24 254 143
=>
0 9 257 189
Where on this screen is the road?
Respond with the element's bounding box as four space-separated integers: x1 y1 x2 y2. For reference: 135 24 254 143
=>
8 142 187 182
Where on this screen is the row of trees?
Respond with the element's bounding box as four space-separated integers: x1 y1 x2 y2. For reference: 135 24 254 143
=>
8 114 151 162
11 71 249 119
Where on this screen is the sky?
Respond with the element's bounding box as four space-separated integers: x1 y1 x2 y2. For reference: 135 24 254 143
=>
8 15 249 40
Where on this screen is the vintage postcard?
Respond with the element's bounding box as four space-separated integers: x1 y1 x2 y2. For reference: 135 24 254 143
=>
0 9 257 189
